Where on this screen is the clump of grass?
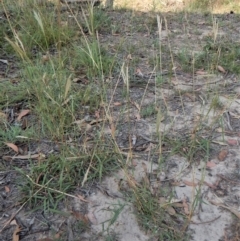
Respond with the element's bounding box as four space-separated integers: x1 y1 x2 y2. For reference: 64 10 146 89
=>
0 17 13 54
20 54 103 139
0 81 28 108
175 39 240 74
0 125 35 143
3 0 75 58
81 5 111 35
163 135 210 163
209 94 223 111
72 39 115 78
126 176 189 241
0 0 124 215
203 40 240 74
156 74 168 86
140 104 157 118
19 147 122 210
175 49 195 72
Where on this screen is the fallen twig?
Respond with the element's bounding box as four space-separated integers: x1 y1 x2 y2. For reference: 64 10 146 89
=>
191 215 221 225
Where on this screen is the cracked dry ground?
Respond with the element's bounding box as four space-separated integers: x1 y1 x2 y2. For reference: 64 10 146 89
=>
1 8 240 241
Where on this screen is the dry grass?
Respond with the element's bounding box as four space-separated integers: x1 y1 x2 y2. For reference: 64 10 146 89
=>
113 0 240 13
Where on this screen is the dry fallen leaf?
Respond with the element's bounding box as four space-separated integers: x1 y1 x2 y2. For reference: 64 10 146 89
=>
144 143 156 152
171 181 182 186
12 225 21 241
95 110 100 119
21 118 28 129
212 140 227 146
135 112 141 120
172 203 184 208
171 78 178 85
73 120 92 132
217 65 226 73
182 180 198 187
2 156 12 161
218 149 228 161
54 232 62 239
127 54 132 60
72 211 89 224
5 186 10 193
77 194 89 203
41 54 50 63
60 21 68 27
196 70 207 75
203 181 216 189
10 220 17 225
167 206 176 216
131 159 137 167
184 93 196 101
206 161 216 168
158 197 166 205
182 196 189 215
158 172 166 181
5 143 19 153
113 102 122 106
158 197 176 215
16 109 30 121
72 77 81 83
87 212 98 225
135 68 144 77
110 122 115 137
227 139 238 146
72 119 85 125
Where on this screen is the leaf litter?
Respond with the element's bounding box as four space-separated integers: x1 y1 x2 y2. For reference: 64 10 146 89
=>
1 2 240 241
